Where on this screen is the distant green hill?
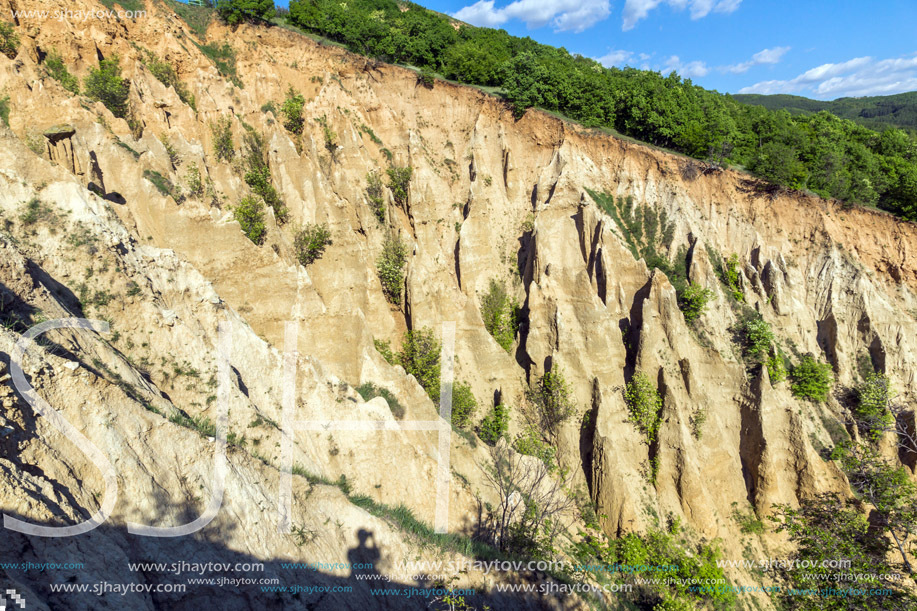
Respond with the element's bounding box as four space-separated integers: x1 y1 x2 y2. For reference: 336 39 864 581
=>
733 92 917 132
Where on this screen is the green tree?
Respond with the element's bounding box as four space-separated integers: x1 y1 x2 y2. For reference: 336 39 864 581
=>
386 166 412 206
217 0 275 25
770 492 916 610
853 373 894 442
677 283 712 323
280 87 305 134
525 366 576 440
478 403 509 445
293 223 332 266
790 355 833 402
232 196 266 245
480 279 518 352
624 372 663 444
210 116 235 161
0 20 18 59
84 57 130 119
398 327 441 402
451 381 477 428
376 233 407 304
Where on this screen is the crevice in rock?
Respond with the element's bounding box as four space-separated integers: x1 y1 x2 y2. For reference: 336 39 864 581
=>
579 378 599 496
621 276 653 380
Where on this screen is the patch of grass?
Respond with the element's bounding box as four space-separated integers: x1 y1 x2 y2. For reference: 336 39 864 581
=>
142 169 174 197
348 494 503 561
116 140 141 159
195 41 242 88
19 197 55 226
44 50 79 94
731 502 766 534
356 382 405 419
167 0 214 39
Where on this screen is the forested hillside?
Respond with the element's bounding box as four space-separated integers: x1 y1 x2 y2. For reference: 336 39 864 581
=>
734 92 917 132
267 0 917 222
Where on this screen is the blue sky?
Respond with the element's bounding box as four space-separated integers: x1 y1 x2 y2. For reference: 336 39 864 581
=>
413 0 917 99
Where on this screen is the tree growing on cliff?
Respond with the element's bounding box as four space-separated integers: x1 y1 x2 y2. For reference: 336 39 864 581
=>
216 0 275 25
85 57 130 119
0 21 18 59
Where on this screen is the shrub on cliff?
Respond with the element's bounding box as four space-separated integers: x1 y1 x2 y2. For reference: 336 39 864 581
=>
377 234 407 304
397 327 440 401
677 283 713 323
478 403 509 445
790 355 833 402
232 196 266 245
294 223 332 266
210 116 235 162
217 0 275 25
625 372 662 444
386 166 412 206
85 57 130 119
0 21 18 59
480 279 519 352
44 50 80 94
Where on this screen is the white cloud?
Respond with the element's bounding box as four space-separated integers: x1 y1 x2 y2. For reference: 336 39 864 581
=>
597 49 635 67
723 46 790 74
738 54 917 98
453 0 611 33
662 55 710 77
622 0 741 31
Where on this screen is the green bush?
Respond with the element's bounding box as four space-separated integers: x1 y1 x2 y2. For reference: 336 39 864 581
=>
386 166 413 206
210 116 235 161
185 162 204 198
738 315 774 363
316 114 338 156
377 234 407 304
373 338 396 365
84 57 130 119
356 382 405 419
525 366 576 438
397 327 441 402
244 166 288 222
480 279 519 352
790 355 833 402
0 96 8 128
478 403 510 445
451 381 477 428
854 373 894 441
217 0 275 25
0 21 18 59
766 349 788 383
512 427 557 471
294 223 332 266
366 170 385 222
232 195 266 245
280 87 305 134
723 253 745 302
44 50 80 94
677 283 713 323
570 526 735 609
625 372 663 444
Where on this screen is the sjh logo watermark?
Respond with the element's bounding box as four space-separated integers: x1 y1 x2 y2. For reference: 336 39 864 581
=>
3 318 457 538
0 588 25 611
